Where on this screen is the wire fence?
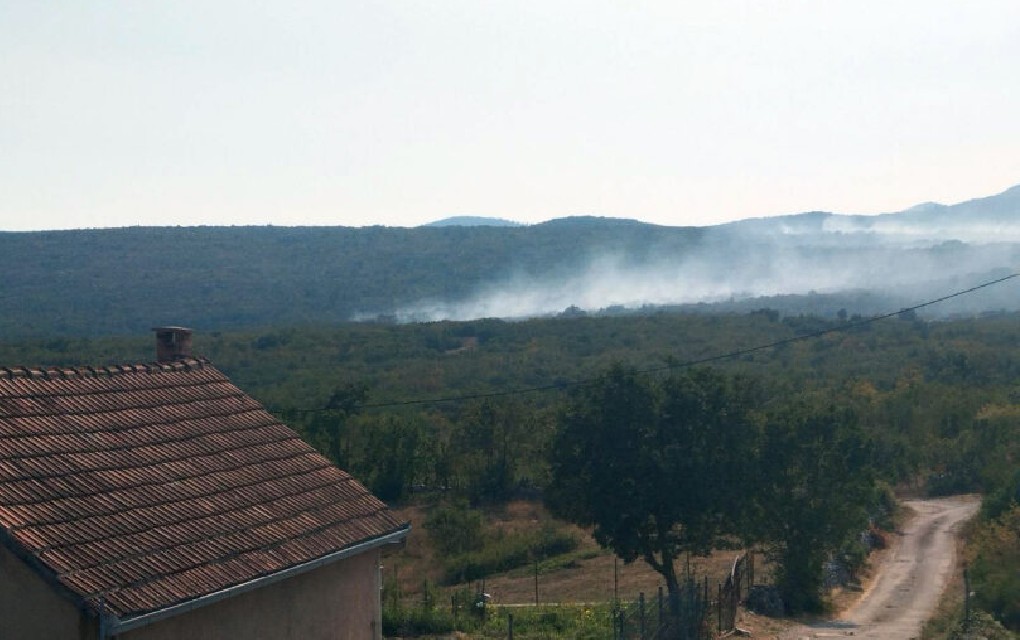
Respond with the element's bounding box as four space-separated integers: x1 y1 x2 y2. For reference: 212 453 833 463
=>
615 576 709 640
384 551 759 639
614 552 754 640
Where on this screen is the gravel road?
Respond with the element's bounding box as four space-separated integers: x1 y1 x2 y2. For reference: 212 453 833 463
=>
779 494 980 640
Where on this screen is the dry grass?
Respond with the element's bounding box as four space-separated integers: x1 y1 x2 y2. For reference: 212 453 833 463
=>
482 545 740 605
383 502 443 596
385 499 742 607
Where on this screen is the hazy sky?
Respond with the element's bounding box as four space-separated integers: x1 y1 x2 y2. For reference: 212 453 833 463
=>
2 1 1019 231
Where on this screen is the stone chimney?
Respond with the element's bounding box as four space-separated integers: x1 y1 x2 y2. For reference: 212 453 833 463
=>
153 327 193 362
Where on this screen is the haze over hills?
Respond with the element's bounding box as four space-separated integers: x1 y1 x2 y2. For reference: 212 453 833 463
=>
722 184 1020 243
1 184 1018 339
398 184 1020 323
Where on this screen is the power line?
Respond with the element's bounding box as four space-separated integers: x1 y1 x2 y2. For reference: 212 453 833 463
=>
277 272 1019 413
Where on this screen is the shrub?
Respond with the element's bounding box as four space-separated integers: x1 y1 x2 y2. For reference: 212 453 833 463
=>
424 499 485 557
382 604 456 637
980 467 1020 521
441 524 578 585
969 505 1020 630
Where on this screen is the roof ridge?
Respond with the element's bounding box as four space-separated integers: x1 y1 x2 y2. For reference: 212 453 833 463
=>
0 357 212 381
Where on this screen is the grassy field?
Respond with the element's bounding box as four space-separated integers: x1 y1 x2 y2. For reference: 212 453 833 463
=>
386 499 741 607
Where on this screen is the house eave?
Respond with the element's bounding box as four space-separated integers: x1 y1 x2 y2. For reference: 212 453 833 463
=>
104 523 411 636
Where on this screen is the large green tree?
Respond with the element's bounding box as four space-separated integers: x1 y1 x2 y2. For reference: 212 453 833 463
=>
546 365 759 606
750 403 876 613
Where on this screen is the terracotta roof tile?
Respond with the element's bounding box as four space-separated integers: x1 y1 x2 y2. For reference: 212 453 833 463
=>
0 358 406 620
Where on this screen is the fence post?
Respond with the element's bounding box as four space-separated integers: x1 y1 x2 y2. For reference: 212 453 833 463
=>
658 585 664 628
718 583 724 633
508 612 514 640
614 556 620 610
963 565 971 629
732 576 738 623
639 592 646 640
749 550 755 589
534 554 540 606
703 577 708 615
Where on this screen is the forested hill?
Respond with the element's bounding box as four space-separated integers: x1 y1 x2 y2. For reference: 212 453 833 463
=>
0 222 701 338
1 183 1018 339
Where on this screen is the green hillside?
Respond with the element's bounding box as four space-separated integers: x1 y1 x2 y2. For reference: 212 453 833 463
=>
0 223 701 337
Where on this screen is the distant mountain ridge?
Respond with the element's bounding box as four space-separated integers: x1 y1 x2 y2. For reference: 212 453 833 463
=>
725 184 1019 232
0 183 1017 338
419 184 1020 238
425 216 521 227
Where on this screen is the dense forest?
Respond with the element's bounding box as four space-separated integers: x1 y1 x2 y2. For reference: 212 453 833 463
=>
1 307 1017 629
3 310 1017 502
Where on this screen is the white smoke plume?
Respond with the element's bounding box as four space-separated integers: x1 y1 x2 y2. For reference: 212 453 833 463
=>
381 236 1019 322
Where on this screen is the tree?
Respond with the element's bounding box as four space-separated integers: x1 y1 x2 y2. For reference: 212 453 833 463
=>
750 403 876 613
546 365 759 608
305 383 368 467
455 400 523 504
358 414 424 502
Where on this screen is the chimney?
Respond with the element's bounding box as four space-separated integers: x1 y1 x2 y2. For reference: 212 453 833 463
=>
153 327 193 362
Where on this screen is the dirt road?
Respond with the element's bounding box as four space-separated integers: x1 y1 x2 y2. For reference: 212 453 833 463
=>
779 495 979 640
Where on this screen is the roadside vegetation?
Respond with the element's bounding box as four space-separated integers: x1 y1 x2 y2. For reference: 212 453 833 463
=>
923 504 1020 640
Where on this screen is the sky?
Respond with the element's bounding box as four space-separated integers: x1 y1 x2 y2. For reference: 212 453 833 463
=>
2 1 1019 231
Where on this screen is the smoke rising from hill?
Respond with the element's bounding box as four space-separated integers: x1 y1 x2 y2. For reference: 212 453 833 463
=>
387 225 1020 322
381 186 1020 322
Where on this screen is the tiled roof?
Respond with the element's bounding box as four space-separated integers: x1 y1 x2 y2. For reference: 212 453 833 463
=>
0 358 407 622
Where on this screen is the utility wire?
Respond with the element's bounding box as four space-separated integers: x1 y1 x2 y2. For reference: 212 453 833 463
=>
277 271 1019 414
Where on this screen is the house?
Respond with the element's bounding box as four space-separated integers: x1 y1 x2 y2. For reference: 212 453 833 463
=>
0 327 409 639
